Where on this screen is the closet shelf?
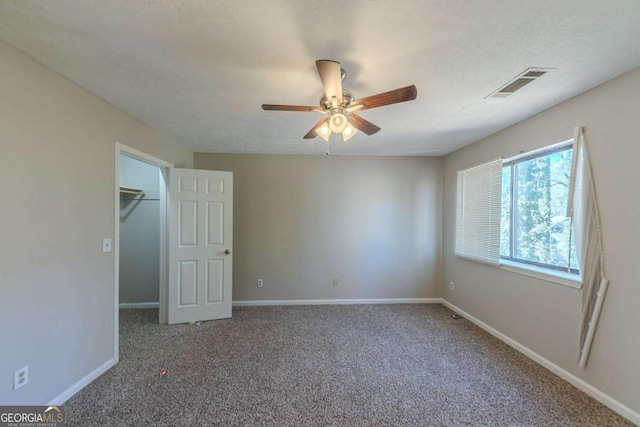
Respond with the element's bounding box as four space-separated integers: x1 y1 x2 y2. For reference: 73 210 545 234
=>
120 187 145 196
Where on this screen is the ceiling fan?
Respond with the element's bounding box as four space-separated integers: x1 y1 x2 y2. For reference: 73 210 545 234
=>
262 60 417 143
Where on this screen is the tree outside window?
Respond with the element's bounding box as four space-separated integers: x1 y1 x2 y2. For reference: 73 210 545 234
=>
500 146 579 274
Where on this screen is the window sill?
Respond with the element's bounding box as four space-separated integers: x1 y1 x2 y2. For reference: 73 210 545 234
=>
499 259 583 289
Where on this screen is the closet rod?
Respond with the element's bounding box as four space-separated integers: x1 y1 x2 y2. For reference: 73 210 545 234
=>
119 187 145 196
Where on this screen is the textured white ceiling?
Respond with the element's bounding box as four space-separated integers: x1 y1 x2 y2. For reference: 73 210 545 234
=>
1 0 640 156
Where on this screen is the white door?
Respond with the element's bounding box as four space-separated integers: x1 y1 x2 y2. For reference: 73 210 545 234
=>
168 168 233 324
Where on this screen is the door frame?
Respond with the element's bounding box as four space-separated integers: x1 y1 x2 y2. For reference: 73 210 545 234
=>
113 142 173 362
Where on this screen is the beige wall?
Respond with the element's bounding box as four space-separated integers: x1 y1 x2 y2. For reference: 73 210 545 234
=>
0 40 192 405
195 154 443 301
442 67 640 413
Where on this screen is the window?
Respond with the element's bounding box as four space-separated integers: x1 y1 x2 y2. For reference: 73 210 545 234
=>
455 140 581 279
500 142 579 274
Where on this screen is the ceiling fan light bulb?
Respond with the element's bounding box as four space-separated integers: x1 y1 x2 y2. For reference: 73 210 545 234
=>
316 121 331 141
342 123 358 141
329 113 348 133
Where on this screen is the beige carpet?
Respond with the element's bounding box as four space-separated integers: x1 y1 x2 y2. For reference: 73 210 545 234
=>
65 304 631 426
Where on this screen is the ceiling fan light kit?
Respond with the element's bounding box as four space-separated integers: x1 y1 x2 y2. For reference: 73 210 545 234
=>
315 117 358 142
262 60 417 148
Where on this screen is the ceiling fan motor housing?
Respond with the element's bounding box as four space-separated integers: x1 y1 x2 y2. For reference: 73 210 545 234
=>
320 90 353 110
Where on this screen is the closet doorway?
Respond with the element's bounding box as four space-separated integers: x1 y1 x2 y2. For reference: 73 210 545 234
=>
114 143 172 360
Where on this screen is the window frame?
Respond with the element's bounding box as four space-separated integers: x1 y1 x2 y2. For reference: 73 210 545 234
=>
499 139 581 283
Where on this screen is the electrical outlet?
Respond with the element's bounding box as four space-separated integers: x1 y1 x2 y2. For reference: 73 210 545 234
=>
449 282 455 291
257 279 264 288
14 366 28 391
333 278 339 286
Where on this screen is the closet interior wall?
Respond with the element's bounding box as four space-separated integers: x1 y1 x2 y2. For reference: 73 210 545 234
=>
119 154 161 306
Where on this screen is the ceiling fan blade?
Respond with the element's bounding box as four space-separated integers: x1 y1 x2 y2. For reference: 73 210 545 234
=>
303 118 328 139
349 114 381 135
262 104 321 112
348 85 417 111
316 60 343 104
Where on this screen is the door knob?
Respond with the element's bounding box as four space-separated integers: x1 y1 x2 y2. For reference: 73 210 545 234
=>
225 249 232 255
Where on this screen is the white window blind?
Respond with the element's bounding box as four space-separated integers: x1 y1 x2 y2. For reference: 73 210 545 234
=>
568 126 608 368
455 158 503 265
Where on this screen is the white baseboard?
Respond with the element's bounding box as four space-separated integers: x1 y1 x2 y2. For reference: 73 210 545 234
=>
441 300 640 425
48 357 116 405
119 302 159 309
233 298 442 306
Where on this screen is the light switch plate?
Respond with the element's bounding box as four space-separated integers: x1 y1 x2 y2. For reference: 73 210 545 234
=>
102 238 112 253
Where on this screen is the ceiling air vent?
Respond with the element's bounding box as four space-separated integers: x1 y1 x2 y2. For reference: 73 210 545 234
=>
486 67 553 99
